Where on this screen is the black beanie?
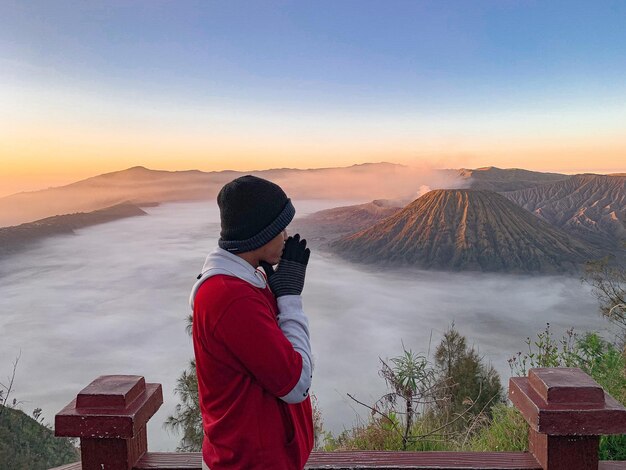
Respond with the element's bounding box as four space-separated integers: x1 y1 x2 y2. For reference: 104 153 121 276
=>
217 175 295 253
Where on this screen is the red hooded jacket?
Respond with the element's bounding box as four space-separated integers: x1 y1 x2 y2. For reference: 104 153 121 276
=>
192 269 314 469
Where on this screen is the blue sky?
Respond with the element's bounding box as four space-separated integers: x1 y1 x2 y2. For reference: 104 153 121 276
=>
1 0 625 194
6 1 626 109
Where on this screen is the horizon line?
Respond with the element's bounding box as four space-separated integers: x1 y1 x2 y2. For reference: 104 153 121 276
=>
1 162 624 199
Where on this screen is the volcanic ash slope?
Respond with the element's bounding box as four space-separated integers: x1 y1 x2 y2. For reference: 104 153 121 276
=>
329 189 599 273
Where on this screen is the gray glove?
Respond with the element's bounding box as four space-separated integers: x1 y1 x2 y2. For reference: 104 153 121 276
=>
260 234 310 297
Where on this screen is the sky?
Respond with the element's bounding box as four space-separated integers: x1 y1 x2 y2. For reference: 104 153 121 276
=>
1 0 626 197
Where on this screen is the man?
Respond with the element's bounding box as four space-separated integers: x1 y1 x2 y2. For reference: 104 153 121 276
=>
189 175 314 469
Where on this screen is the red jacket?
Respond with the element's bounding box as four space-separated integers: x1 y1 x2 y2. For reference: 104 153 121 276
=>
193 273 314 469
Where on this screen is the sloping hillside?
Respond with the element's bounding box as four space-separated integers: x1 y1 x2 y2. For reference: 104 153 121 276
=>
291 199 405 244
503 174 626 249
0 166 226 227
0 406 78 469
0 203 147 258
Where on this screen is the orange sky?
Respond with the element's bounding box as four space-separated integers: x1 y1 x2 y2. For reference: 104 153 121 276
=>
2 79 625 198
2 106 626 197
2 79 626 199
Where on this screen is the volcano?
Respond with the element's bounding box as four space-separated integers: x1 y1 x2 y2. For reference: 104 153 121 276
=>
329 189 599 273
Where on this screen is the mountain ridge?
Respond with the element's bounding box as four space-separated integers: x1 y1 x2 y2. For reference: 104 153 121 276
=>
503 174 626 249
0 203 148 258
1 164 619 231
0 163 443 226
458 166 569 192
290 198 406 244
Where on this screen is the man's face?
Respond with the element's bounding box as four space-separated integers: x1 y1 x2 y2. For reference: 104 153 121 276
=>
258 229 288 265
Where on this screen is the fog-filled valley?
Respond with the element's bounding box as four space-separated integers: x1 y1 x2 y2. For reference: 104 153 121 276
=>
0 199 610 451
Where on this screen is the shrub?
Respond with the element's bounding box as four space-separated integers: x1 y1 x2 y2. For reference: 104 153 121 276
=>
467 403 527 452
335 326 503 451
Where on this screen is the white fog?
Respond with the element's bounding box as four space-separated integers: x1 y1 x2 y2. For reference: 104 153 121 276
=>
0 200 610 451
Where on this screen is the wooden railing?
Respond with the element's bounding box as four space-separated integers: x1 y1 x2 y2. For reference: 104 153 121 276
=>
51 368 626 470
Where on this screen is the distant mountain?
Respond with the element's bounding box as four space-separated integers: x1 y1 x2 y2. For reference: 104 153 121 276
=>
459 166 568 192
503 174 626 250
0 203 147 258
1 162 617 236
329 189 599 273
0 162 455 227
0 166 229 226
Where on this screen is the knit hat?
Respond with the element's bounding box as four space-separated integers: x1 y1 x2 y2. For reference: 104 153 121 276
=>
217 175 295 253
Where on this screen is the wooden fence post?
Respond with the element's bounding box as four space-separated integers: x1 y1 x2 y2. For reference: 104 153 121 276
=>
55 375 163 470
510 367 626 470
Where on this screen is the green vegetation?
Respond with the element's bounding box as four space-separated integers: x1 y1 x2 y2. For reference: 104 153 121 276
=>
0 356 78 469
164 357 203 452
467 403 527 452
583 251 626 337
322 412 452 452
164 314 203 451
0 405 78 470
324 323 626 458
322 325 503 451
434 326 503 424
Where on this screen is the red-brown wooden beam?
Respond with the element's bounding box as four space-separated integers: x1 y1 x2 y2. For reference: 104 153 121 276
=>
50 451 543 470
55 375 163 470
509 368 626 470
510 372 626 436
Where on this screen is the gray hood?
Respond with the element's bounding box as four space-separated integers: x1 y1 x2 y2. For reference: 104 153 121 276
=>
189 246 267 310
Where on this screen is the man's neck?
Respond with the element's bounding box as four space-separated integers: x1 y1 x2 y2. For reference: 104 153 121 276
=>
236 252 259 269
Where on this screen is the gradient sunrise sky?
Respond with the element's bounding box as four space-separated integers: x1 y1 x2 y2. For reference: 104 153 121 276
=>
1 0 625 197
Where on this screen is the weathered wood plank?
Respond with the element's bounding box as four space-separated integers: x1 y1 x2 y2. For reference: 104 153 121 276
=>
305 451 541 469
600 463 626 469
528 368 605 405
132 451 541 469
76 375 146 409
48 463 82 470
134 451 201 469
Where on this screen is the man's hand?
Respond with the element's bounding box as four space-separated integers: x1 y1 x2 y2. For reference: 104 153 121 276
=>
260 234 310 297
